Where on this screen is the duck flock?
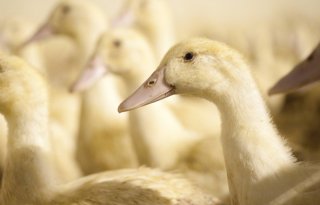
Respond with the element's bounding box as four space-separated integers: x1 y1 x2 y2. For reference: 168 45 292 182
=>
0 0 319 204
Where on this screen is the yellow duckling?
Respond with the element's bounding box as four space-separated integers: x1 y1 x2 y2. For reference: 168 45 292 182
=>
70 43 139 174
119 38 320 205
0 18 34 52
0 53 220 205
21 0 108 181
0 20 39 180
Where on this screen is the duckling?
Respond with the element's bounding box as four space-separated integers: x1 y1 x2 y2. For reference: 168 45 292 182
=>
0 17 43 72
119 38 320 205
0 18 34 52
21 0 108 181
0 18 35 182
113 0 175 60
70 52 139 174
34 0 138 173
72 28 229 199
0 53 220 205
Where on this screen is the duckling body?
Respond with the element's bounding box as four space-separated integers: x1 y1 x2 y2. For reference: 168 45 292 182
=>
119 38 320 205
0 54 219 205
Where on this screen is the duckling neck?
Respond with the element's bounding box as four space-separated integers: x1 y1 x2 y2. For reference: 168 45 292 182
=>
1 103 55 203
81 75 125 132
210 83 295 203
73 25 106 58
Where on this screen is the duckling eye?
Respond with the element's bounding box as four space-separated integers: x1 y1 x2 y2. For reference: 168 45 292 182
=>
113 40 122 48
183 52 195 62
61 5 71 15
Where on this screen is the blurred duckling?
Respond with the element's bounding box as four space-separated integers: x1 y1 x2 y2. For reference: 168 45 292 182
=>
70 46 139 174
0 18 34 52
0 53 220 205
0 18 38 182
0 17 43 72
20 0 108 181
72 28 229 199
113 0 175 60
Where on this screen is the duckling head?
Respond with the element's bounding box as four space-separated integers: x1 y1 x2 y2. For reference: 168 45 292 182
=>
118 38 253 112
269 43 320 95
0 54 47 116
21 0 107 47
70 28 154 92
0 18 34 51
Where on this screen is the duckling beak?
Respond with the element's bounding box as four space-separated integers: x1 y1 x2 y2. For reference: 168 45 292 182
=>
19 22 53 48
268 58 320 95
118 67 175 113
69 56 107 93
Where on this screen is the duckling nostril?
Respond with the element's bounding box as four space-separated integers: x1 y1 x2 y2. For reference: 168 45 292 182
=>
146 79 157 87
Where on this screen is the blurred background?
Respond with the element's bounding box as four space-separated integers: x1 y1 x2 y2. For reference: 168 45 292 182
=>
0 0 319 38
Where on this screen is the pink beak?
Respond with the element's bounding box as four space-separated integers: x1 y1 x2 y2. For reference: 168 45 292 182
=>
70 55 107 93
118 67 175 113
269 43 320 95
20 22 53 48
